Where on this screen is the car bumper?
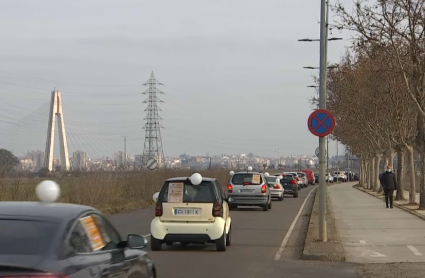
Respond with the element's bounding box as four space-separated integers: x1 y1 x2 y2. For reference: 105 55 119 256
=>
227 193 269 205
150 217 226 241
282 186 297 194
270 189 283 198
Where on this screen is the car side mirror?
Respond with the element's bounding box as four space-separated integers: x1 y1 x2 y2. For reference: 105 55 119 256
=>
227 197 235 203
127 234 148 249
153 192 159 202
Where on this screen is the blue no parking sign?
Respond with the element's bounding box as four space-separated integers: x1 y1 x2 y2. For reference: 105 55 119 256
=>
307 109 335 137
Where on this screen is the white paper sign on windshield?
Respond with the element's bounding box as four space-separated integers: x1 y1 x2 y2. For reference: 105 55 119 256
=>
168 183 184 202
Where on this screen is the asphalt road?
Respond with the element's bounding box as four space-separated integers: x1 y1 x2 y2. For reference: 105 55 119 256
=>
109 185 361 278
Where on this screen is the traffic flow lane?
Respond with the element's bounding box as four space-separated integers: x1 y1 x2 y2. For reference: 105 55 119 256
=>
147 186 317 278
108 207 153 237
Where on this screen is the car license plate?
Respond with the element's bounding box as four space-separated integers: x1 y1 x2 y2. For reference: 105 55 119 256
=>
174 208 201 215
239 189 254 193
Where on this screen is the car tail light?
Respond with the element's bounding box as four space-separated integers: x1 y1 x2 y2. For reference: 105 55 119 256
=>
155 202 163 216
212 201 223 217
274 184 280 189
291 179 296 184
227 184 233 193
261 184 267 193
243 182 250 186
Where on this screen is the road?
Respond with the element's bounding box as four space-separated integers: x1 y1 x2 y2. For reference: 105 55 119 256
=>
109 185 360 278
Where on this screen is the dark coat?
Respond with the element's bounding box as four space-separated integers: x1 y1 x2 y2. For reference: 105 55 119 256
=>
380 171 397 190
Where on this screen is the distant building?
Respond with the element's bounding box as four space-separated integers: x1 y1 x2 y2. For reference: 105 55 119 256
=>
26 150 45 172
72 151 87 170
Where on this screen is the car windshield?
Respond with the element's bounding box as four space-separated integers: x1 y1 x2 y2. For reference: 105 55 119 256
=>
298 173 305 177
159 180 217 203
231 173 263 185
0 219 57 255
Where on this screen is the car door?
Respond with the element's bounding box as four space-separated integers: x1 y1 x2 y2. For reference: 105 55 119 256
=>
93 214 151 278
66 215 119 278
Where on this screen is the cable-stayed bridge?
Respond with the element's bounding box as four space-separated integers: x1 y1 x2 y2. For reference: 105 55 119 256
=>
0 90 147 172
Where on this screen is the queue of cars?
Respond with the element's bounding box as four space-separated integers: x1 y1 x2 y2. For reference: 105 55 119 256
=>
148 167 317 252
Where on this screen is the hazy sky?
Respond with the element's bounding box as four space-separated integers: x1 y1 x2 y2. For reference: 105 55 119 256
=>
0 0 354 159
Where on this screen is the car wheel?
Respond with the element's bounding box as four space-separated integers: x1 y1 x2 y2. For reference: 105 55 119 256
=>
216 230 226 251
150 236 162 251
293 192 299 198
225 225 231 246
279 195 284 201
268 200 272 209
262 203 269 211
229 204 235 211
165 241 173 246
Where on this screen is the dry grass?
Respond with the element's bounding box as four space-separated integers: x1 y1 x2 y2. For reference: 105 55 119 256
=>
0 169 231 215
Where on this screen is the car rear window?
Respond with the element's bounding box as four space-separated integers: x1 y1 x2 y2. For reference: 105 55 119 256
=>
158 181 218 203
0 219 57 255
266 177 278 183
280 175 293 182
298 173 306 177
231 173 263 185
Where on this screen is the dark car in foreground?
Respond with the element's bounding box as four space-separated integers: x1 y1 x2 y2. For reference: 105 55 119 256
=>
0 183 157 278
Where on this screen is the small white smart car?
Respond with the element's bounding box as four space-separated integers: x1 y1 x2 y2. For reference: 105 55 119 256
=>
150 173 233 251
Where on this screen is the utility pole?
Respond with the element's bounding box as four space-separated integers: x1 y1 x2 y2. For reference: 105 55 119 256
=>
317 0 328 242
124 136 127 170
326 136 329 184
336 141 339 170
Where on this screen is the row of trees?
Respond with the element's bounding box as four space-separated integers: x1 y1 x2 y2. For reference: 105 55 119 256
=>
321 0 425 208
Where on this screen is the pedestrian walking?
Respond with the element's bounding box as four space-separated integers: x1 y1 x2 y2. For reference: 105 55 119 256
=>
379 166 397 209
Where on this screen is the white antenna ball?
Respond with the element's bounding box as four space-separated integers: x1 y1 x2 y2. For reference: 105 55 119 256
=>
36 180 60 203
190 173 203 185
247 166 253 171
279 175 283 179
229 171 235 176
264 172 270 177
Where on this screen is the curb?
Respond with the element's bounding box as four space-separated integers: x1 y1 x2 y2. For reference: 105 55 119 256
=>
353 185 425 221
301 188 346 262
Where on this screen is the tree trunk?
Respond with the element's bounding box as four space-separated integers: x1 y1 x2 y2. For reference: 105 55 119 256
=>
415 110 425 209
369 157 374 190
406 145 417 204
360 159 365 187
387 148 394 168
374 155 381 192
420 153 425 209
395 147 405 201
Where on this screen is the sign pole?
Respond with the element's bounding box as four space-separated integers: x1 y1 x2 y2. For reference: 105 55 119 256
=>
318 0 328 242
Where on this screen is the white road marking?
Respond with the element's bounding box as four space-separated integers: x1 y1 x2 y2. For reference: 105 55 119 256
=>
370 252 387 257
407 245 422 256
360 240 366 244
274 187 317 261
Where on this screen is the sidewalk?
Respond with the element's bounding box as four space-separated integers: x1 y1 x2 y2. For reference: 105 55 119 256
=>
358 187 425 219
328 183 425 263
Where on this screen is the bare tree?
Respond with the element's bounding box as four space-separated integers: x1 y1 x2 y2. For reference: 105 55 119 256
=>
333 0 425 207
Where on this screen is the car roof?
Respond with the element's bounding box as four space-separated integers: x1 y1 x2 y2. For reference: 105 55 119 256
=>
166 176 216 182
0 201 97 221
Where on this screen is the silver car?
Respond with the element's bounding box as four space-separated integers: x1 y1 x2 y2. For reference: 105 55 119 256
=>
227 171 272 211
297 172 308 188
